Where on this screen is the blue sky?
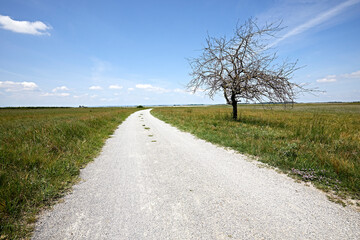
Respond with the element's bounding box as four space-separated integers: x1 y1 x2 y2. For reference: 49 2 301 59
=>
0 0 359 107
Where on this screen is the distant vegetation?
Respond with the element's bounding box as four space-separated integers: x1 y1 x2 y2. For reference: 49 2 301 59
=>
152 103 360 203
0 107 138 239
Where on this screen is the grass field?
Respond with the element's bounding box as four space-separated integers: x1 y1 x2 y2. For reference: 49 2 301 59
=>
152 103 360 203
0 107 138 239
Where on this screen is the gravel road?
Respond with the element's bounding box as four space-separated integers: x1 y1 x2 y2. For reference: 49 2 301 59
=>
33 109 360 239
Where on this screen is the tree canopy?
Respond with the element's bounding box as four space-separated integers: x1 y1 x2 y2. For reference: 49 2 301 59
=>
188 18 310 119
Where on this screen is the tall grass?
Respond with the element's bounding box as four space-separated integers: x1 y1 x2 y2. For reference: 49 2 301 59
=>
0 107 138 239
152 103 360 200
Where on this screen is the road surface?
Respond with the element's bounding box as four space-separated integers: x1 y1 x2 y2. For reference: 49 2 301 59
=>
33 109 360 239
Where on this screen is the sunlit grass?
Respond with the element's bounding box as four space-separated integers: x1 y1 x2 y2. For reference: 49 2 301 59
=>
152 103 360 200
0 107 138 239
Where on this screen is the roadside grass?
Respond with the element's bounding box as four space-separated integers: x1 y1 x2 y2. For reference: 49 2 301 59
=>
0 107 138 239
151 103 360 202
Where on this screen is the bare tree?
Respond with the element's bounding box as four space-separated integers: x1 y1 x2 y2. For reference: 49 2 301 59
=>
188 18 309 120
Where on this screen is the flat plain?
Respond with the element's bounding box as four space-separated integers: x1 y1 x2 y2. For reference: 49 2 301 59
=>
0 107 138 239
33 109 360 239
2 103 360 239
152 103 360 202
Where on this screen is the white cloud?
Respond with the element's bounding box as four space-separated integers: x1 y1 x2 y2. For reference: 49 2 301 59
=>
100 97 118 102
136 84 153 89
41 92 70 97
188 86 206 94
0 81 39 92
133 85 203 95
135 84 169 93
52 86 69 92
56 93 70 97
316 70 360 83
89 86 103 90
316 76 336 83
270 0 360 47
173 88 197 95
109 84 123 90
90 58 112 83
173 88 185 93
0 15 51 35
343 70 360 78
73 93 89 99
316 75 337 83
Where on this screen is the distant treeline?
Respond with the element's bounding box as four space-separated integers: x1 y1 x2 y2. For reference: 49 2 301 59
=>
0 101 358 109
0 106 73 109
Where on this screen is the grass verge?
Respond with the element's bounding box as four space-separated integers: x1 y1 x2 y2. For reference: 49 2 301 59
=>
151 103 360 203
0 107 138 239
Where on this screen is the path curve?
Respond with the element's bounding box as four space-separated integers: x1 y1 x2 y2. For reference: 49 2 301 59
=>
33 109 360 239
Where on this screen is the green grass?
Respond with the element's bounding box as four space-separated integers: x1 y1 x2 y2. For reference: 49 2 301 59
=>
0 107 138 239
151 103 360 200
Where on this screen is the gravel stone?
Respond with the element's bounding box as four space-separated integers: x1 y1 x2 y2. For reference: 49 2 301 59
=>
33 109 360 239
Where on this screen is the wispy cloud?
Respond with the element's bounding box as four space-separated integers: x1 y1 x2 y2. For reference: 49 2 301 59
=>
90 58 113 83
316 70 360 83
173 88 185 93
270 0 360 47
100 97 119 102
135 84 170 93
188 86 206 96
0 14 51 35
0 81 39 92
52 86 69 92
89 86 103 90
316 75 337 83
343 70 360 78
73 93 89 99
41 92 70 97
134 84 196 95
109 84 123 90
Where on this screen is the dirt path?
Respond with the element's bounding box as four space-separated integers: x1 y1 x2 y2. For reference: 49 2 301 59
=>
33 109 360 239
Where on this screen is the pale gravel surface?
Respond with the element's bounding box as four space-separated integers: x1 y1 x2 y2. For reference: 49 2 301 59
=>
33 109 360 239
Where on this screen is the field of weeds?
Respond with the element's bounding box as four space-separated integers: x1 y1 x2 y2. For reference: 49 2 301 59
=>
0 107 138 239
152 103 360 203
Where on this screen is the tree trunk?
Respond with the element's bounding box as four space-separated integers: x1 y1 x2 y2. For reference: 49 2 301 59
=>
231 93 237 120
